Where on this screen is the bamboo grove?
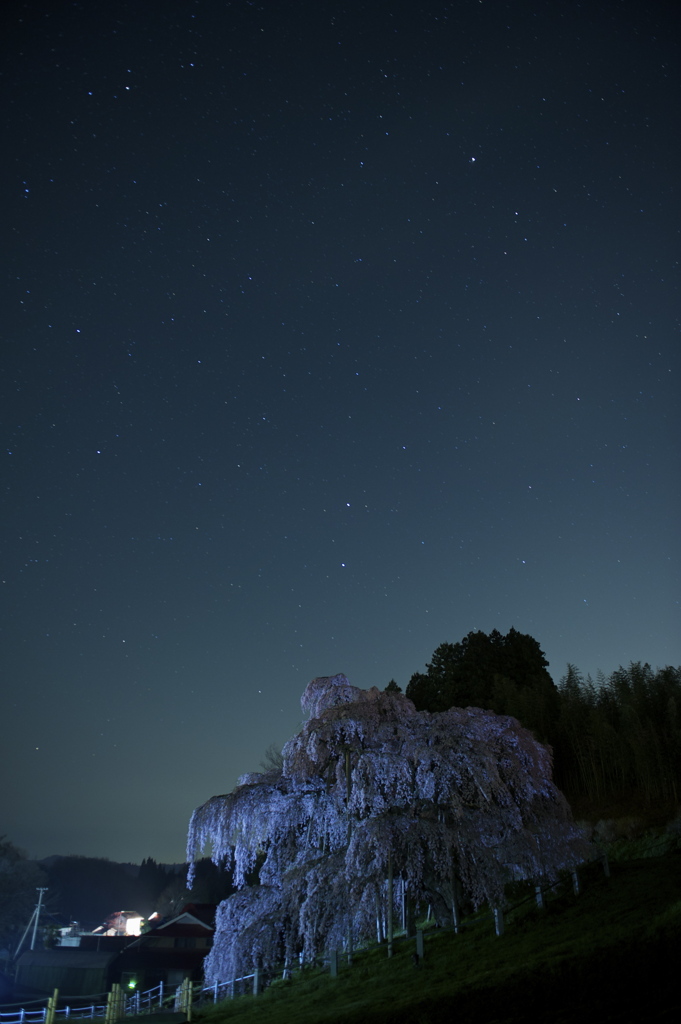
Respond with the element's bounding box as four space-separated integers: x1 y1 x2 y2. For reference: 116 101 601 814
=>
553 663 681 809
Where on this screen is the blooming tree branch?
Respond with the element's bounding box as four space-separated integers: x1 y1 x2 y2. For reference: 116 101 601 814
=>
188 674 589 980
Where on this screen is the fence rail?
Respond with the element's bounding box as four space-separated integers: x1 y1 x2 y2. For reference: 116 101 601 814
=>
0 982 168 1024
1 1011 53 1024
55 1004 107 1020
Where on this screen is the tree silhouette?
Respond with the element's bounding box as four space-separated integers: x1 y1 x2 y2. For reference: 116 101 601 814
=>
188 675 587 981
555 662 681 808
406 629 559 742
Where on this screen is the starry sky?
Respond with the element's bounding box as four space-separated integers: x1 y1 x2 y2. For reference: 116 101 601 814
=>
2 0 679 865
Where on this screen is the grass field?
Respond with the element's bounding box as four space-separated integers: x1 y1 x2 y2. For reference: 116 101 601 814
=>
194 837 681 1024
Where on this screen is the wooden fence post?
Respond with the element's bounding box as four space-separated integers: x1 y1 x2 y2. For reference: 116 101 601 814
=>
416 930 424 961
329 950 338 977
116 983 125 1021
253 968 261 996
601 853 610 878
45 989 58 1024
535 885 544 909
493 907 504 937
105 983 123 1024
173 977 193 1021
572 869 581 895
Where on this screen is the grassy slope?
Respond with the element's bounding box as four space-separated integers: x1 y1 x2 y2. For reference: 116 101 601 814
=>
196 848 681 1024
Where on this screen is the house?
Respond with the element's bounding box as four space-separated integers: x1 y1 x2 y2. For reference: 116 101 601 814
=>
92 910 144 937
115 904 215 990
14 905 216 998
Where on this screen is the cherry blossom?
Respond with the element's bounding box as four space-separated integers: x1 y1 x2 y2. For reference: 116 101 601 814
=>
188 674 589 980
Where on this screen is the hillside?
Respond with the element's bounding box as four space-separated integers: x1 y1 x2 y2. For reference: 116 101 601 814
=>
195 837 681 1024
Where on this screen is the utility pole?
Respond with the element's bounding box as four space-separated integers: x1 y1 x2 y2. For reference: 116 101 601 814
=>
15 887 48 958
31 888 48 949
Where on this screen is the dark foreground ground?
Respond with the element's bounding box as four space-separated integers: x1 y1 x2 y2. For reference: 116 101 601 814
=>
195 847 681 1024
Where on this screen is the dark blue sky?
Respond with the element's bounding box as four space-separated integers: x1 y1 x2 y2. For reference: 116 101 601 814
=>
2 0 679 864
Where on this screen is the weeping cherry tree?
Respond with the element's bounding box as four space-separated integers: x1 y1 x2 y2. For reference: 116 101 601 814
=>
188 674 589 981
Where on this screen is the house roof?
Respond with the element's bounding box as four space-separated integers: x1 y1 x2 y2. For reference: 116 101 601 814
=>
157 904 215 928
125 906 214 949
175 903 215 926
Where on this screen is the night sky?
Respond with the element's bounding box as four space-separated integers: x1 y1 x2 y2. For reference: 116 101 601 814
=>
2 0 679 865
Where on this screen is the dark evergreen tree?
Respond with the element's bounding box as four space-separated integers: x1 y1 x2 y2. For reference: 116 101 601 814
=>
406 628 558 742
